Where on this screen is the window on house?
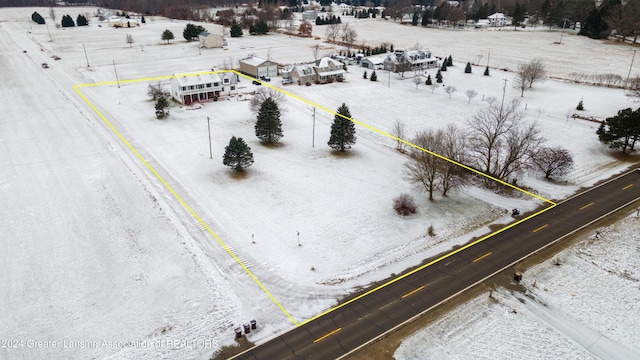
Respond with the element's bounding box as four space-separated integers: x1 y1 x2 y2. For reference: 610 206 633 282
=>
181 86 186 91
189 85 194 90
231 85 235 90
197 84 204 89
214 82 219 86
206 83 212 88
224 78 229 83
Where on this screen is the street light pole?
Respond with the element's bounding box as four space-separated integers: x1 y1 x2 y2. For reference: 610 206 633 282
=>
626 50 637 88
113 60 120 88
207 116 212 159
83 43 90 67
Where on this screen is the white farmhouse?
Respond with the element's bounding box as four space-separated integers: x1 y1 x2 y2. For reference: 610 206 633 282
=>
171 72 238 105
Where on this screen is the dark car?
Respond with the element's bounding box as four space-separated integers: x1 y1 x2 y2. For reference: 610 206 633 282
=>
259 75 271 82
252 80 261 85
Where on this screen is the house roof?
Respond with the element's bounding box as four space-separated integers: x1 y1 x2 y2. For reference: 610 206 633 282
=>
241 56 277 67
172 73 221 86
293 64 315 75
315 57 342 68
362 56 385 65
488 13 506 19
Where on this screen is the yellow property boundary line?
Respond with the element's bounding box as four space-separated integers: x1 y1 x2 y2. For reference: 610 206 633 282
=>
74 70 557 327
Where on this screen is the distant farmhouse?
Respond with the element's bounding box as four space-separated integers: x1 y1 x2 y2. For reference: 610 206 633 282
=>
171 72 238 105
239 56 278 79
383 49 438 73
488 13 509 27
108 16 138 28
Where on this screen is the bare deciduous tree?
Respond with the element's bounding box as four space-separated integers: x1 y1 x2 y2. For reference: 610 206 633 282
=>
515 62 528 97
147 81 168 100
467 99 544 182
445 85 456 99
465 89 478 103
249 87 287 114
311 42 321 61
325 23 341 43
49 7 56 24
530 146 575 179
391 120 408 152
126 33 134 47
525 58 546 88
440 124 469 195
626 76 640 101
405 129 443 201
341 23 358 49
413 70 422 89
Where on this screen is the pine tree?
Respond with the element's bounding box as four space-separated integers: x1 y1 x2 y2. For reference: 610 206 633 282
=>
447 55 453 66
441 61 447 71
576 99 584 110
161 29 175 44
484 66 490 76
223 136 254 171
31 11 45 24
363 71 367 79
255 98 283 143
61 14 75 27
436 70 443 83
465 62 472 73
425 74 432 85
370 70 377 81
155 97 169 119
230 21 243 37
328 103 357 151
77 14 88 26
141 15 146 24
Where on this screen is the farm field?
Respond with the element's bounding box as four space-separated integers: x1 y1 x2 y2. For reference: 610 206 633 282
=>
1 6 639 360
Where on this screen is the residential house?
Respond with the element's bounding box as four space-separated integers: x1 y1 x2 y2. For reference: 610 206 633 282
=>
108 16 138 28
361 55 385 70
171 72 237 105
288 57 346 85
239 56 278 79
488 13 508 27
313 57 345 83
383 49 438 73
199 30 226 49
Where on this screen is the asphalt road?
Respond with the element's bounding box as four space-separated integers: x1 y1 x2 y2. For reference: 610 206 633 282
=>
230 169 640 360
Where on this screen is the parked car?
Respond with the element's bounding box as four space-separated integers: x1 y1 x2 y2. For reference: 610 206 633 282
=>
252 80 261 85
41 63 49 69
259 75 271 82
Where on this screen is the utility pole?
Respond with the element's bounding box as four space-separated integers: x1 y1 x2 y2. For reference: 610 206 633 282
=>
312 108 316 147
207 116 212 159
500 78 508 115
113 60 120 88
83 43 90 67
297 231 300 246
626 49 637 88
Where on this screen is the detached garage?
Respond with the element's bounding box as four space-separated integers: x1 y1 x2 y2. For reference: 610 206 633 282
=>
239 56 278 79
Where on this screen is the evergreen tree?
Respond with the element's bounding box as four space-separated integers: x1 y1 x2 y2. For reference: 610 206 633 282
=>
223 136 254 171
155 97 169 119
484 66 490 76
440 61 447 71
465 62 472 73
370 70 377 81
576 100 584 110
141 15 146 24
77 14 88 26
31 11 45 24
61 14 75 27
436 69 443 83
412 11 419 26
363 70 368 79
252 20 269 34
426 74 432 85
596 108 640 153
161 29 175 44
328 103 357 151
230 21 243 37
255 98 283 143
447 55 453 66
183 23 206 41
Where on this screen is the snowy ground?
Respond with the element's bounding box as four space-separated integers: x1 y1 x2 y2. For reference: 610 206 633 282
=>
395 213 640 360
1 6 639 360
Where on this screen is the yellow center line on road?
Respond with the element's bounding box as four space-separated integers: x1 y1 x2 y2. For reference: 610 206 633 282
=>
313 328 342 343
580 202 594 210
622 184 633 190
402 286 425 299
472 252 492 263
533 224 548 233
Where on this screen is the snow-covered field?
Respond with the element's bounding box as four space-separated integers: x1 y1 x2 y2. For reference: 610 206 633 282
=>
1 6 638 360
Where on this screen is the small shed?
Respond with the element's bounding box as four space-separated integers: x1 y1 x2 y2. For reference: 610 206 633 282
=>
239 56 278 79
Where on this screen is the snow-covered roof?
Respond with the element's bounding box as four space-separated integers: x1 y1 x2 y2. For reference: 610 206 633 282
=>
362 55 385 65
172 73 221 86
241 56 276 67
488 12 506 19
315 57 342 68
